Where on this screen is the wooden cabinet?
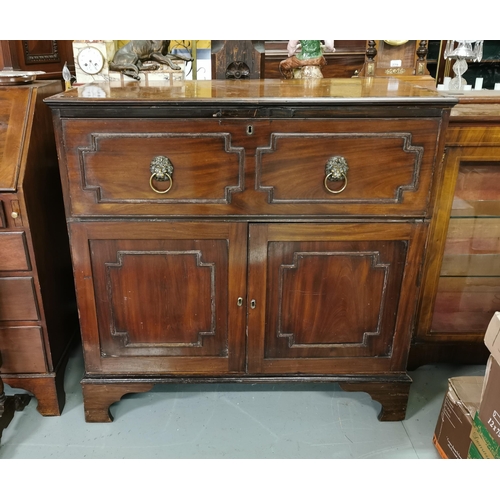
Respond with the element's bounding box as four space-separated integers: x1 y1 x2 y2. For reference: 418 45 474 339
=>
0 81 78 415
45 78 455 423
0 41 74 80
412 95 500 366
247 222 427 375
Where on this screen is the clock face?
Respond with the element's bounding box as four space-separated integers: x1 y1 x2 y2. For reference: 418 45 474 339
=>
77 47 105 75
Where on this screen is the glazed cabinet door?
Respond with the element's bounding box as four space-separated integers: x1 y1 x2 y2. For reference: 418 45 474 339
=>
417 146 500 343
247 222 428 375
70 221 247 375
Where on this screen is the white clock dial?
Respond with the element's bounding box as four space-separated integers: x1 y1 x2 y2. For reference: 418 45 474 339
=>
77 47 105 75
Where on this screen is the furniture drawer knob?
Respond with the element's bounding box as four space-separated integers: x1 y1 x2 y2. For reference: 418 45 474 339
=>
11 211 19 219
324 156 349 194
149 155 174 194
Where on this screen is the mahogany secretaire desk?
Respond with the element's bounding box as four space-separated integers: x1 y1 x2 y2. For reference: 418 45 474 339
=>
45 78 457 423
0 80 77 415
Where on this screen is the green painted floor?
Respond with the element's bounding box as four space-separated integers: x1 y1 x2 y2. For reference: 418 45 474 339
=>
0 343 486 459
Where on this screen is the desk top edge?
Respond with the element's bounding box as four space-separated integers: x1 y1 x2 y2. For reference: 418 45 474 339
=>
43 78 458 107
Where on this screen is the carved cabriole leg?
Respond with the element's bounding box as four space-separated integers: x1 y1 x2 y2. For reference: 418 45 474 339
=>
338 380 412 421
81 381 155 423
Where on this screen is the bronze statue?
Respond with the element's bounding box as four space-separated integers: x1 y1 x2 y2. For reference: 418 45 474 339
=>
109 40 193 80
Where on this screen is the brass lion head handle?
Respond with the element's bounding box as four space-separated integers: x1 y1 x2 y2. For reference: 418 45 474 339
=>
324 156 349 194
150 155 174 194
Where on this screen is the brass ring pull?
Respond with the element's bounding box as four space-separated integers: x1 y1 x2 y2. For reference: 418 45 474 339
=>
150 172 173 194
324 171 347 194
324 155 349 195
149 155 174 194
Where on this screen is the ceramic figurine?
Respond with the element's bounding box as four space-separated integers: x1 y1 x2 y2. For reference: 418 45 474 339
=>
279 40 335 79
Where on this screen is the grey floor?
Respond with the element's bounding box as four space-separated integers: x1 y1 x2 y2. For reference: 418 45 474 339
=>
0 343 486 459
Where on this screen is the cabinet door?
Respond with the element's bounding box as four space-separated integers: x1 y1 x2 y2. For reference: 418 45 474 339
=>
247 222 427 375
417 147 500 342
70 221 247 375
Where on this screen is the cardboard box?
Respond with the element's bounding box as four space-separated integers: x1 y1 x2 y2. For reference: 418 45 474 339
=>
469 412 500 458
467 441 483 459
433 376 484 459
478 355 500 449
484 311 500 365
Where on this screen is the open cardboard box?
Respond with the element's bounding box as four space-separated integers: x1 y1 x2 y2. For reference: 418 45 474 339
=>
484 311 500 365
469 411 500 458
480 312 500 448
435 313 500 459
477 355 500 452
466 311 500 458
434 376 484 458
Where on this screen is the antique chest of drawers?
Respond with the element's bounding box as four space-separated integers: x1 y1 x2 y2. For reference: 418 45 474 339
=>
45 78 456 422
0 81 77 415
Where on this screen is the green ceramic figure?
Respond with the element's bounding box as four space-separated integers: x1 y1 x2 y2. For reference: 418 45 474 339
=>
279 40 335 79
296 40 323 60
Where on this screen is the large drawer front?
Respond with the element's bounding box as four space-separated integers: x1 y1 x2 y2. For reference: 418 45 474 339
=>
62 119 245 217
61 117 440 217
0 327 46 373
0 232 31 271
0 277 39 321
255 119 439 217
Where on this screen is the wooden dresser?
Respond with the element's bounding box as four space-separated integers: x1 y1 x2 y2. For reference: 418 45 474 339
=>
0 80 78 415
412 93 500 367
45 78 456 423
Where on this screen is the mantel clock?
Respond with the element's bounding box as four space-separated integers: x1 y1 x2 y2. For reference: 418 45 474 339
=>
73 40 116 83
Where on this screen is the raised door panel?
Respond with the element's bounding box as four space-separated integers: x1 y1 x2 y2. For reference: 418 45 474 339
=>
70 221 247 375
247 222 427 374
92 239 227 358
